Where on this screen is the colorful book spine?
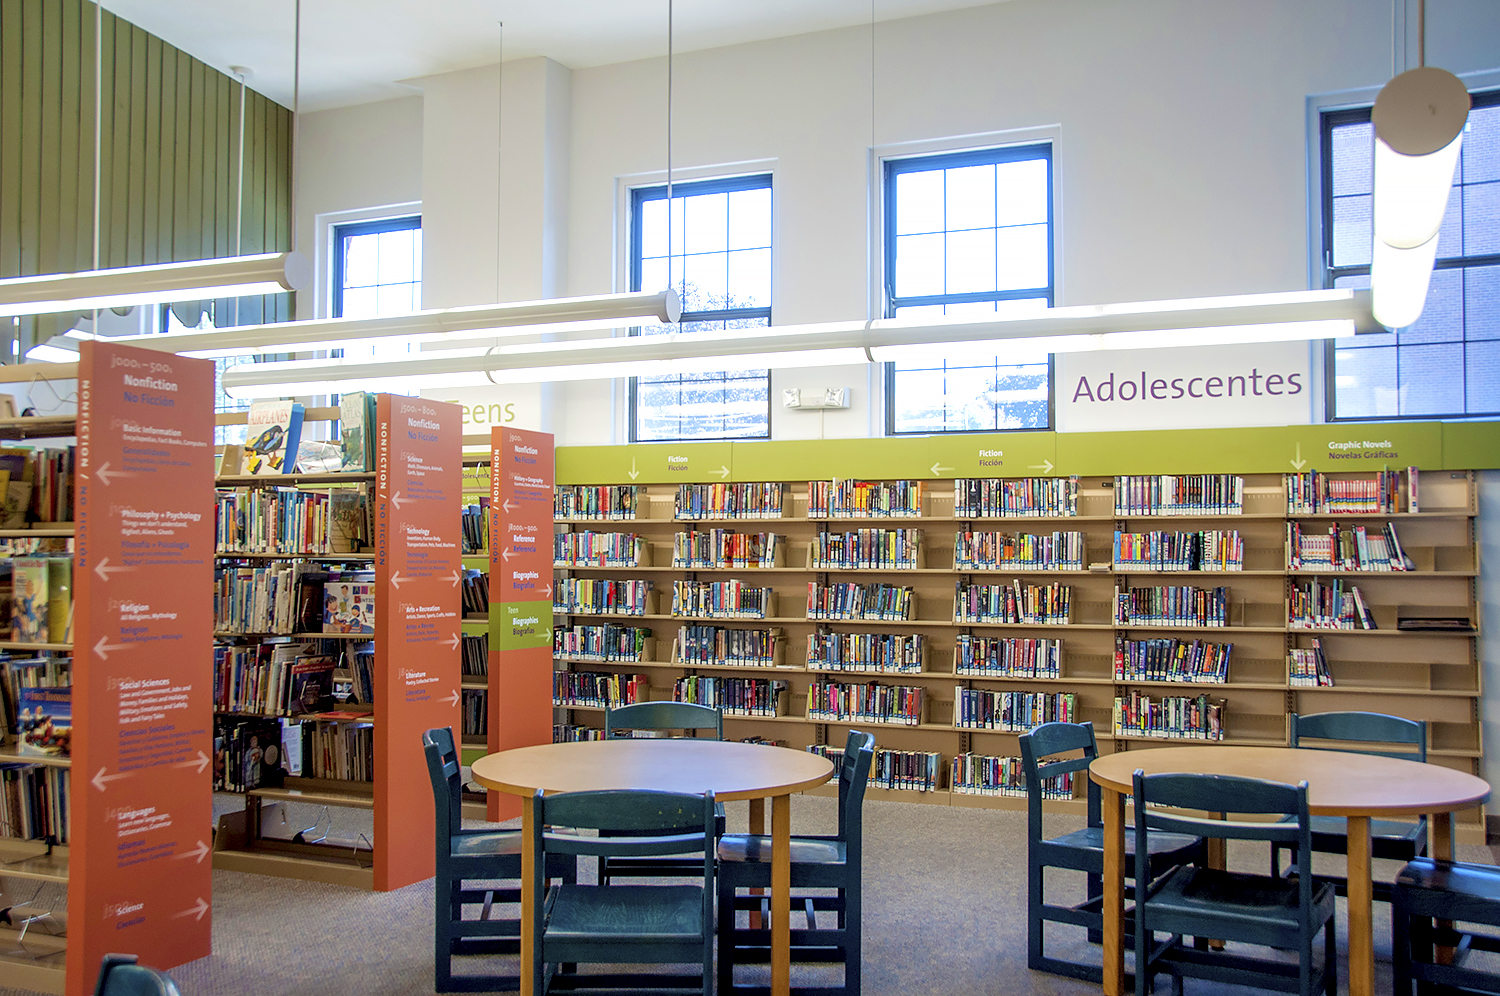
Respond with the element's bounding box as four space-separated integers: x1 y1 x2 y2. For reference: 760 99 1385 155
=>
951 752 1072 799
805 582 915 621
1112 637 1232 684
552 624 654 662
553 577 653 616
953 635 1063 679
1112 690 1225 740
806 632 924 673
953 476 1079 518
952 530 1085 571
953 688 1076 731
805 680 924 726
674 482 784 519
954 579 1071 624
554 531 647 567
809 529 922 569
672 675 785 716
670 580 775 619
808 479 925 518
1114 474 1244 515
674 625 781 667
1112 530 1244 571
552 671 650 708
1114 584 1229 626
554 485 639 520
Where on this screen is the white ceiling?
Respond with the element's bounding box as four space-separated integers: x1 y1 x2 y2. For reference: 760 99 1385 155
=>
102 0 1004 112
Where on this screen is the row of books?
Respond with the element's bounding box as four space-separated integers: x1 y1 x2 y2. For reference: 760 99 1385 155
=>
1113 690 1225 740
555 531 647 567
808 743 943 792
675 625 780 668
672 676 787 716
215 564 376 635
1286 521 1409 571
676 482 785 519
8 556 72 643
554 578 652 616
336 392 377 472
1285 468 1416 514
214 643 340 716
953 530 1084 571
954 579 1070 625
1289 578 1377 629
214 715 284 792
302 720 374 782
553 724 605 742
215 486 371 555
954 635 1063 679
953 476 1078 519
0 535 70 557
670 580 775 619
460 570 489 617
808 479 925 518
1113 474 1244 516
1289 641 1335 687
806 680 923 726
553 671 649 708
462 688 487 737
954 688 1076 730
0 444 75 524
1114 584 1229 627
672 529 782 569
810 529 923 570
952 751 1071 799
461 504 488 555
807 631 925 673
1 763 69 842
553 624 654 662
806 582 915 621
462 633 488 676
554 485 639 521
1113 530 1244 571
1113 637 1232 684
0 656 71 757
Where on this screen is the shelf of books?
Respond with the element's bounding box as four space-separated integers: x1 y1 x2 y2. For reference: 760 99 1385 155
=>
1 341 218 996
209 394 463 891
457 454 492 819
550 428 1487 840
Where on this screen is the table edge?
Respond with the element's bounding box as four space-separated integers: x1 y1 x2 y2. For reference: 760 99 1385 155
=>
470 747 836 801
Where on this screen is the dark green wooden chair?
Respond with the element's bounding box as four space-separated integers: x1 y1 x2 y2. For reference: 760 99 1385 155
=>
1018 721 1206 983
716 729 873 996
93 955 181 996
1133 770 1337 996
529 788 716 996
1393 857 1500 996
423 726 572 992
1271 711 1427 901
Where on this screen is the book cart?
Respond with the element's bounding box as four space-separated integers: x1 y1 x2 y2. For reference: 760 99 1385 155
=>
209 396 463 891
549 425 1489 842
0 341 217 996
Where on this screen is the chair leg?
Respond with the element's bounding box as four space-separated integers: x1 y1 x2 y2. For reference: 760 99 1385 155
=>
1087 871 1103 944
847 876 862 996
1391 894 1411 996
434 872 452 991
1028 860 1046 970
1324 915 1338 996
717 878 736 995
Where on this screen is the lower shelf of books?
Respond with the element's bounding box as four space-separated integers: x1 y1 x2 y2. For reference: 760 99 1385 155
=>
211 777 377 890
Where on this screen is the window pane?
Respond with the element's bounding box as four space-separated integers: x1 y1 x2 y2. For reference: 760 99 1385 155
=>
1462 104 1500 183
1435 184 1463 259
895 233 945 297
1398 342 1464 415
1465 339 1500 412
681 251 729 312
996 159 1049 226
895 169 944 235
640 198 668 259
996 224 1049 290
376 229 415 285
343 235 377 288
341 287 377 319
1333 344 1399 418
335 217 421 321
684 192 728 255
1331 122 1374 196
726 248 771 309
375 282 418 318
1331 195 1372 267
728 187 772 250
1397 267 1463 344
1467 265 1500 340
945 229 996 294
1463 181 1499 256
945 164 996 232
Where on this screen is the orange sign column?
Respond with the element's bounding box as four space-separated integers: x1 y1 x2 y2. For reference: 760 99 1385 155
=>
487 427 555 821
68 341 216 994
373 395 462 891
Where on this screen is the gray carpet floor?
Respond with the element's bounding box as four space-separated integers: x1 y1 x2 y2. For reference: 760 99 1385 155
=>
2 792 1494 996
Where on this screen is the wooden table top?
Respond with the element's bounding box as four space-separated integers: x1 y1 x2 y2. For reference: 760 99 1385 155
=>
470 739 836 802
1090 746 1490 817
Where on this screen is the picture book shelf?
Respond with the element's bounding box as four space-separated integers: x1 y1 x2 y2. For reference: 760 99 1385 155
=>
209 396 464 891
1 341 216 996
550 426 1489 841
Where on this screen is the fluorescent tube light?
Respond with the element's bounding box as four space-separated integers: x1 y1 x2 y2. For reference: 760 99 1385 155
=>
1372 67 1469 250
1370 234 1441 329
0 252 310 319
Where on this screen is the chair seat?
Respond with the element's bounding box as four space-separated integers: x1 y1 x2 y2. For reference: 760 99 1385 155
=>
1148 866 1335 938
717 834 844 866
545 884 706 941
1396 857 1500 924
1305 814 1425 849
1048 826 1203 859
451 831 522 858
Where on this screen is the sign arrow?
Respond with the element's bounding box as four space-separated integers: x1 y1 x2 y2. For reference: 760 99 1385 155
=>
444 633 460 650
390 571 407 589
501 548 514 563
628 458 640 481
542 581 553 598
93 636 134 660
92 767 131 792
448 570 461 587
175 750 211 774
1291 443 1307 471
1028 460 1056 474
502 498 518 513
391 491 405 509
175 840 211 864
445 689 461 707
714 465 730 479
930 462 954 477
173 897 211 921
93 557 134 582
95 461 134 485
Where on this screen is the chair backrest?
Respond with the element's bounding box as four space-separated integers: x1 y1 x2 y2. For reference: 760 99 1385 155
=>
422 726 462 842
1289 711 1427 762
834 730 875 854
1019 721 1101 838
605 701 724 740
529 789 716 887
94 955 182 996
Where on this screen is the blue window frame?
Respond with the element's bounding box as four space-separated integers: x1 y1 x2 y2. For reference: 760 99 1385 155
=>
883 144 1054 434
1323 89 1500 420
629 173 772 442
333 215 422 320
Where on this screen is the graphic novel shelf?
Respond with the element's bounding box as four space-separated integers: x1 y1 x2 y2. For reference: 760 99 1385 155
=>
551 424 1490 839
209 396 463 891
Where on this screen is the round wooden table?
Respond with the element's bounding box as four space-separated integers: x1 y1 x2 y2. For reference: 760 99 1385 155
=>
1090 746 1490 996
470 740 835 996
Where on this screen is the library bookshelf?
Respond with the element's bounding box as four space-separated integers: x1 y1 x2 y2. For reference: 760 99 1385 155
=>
1 342 217 996
551 427 1489 842
209 396 464 891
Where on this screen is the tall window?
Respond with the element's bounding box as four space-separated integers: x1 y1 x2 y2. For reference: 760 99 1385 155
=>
1324 91 1500 419
333 215 423 319
884 145 1053 434
630 174 772 442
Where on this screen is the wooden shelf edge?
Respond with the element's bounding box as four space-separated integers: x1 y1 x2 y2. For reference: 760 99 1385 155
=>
210 847 375 890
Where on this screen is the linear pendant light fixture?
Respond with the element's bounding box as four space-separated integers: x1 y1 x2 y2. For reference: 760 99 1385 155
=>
219 288 1373 399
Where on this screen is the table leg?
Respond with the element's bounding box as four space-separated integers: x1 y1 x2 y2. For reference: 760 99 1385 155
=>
748 798 766 930
521 800 536 996
1102 786 1125 996
1346 815 1374 996
771 793 791 996
1431 811 1455 965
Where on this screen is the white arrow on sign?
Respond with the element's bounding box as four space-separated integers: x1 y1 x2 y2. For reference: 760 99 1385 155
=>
390 571 408 588
391 491 405 509
175 840 211 864
541 581 553 598
714 465 730 479
444 632 460 650
628 458 640 481
173 897 211 921
92 767 131 792
93 557 133 582
501 548 514 563
174 750 211 774
448 570 461 587
1291 443 1307 471
95 461 134 486
1028 460 1056 474
445 689 461 707
502 498 518 513
930 462 954 477
94 636 134 660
